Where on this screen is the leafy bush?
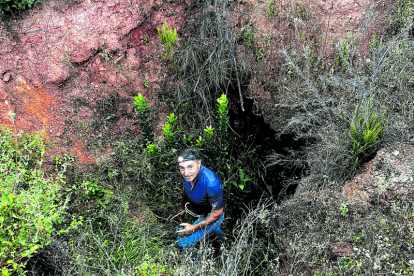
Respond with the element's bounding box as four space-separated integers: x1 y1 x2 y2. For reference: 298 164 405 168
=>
134 93 154 147
0 127 73 275
0 0 42 14
136 254 173 276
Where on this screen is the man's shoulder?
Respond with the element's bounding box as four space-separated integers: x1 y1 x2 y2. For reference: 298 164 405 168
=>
200 166 220 185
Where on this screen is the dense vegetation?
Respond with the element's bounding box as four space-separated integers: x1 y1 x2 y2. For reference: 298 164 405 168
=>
0 0 42 14
0 127 77 275
2 0 414 275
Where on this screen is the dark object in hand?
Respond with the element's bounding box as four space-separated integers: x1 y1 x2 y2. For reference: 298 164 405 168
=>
175 226 185 232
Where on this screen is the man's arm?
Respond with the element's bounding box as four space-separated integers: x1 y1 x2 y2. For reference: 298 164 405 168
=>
177 208 223 235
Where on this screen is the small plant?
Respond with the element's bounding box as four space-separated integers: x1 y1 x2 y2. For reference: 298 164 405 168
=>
301 32 306 41
196 125 214 147
348 94 386 169
80 181 111 200
204 125 214 140
216 94 229 159
182 134 193 143
340 202 348 217
145 143 159 155
242 24 255 48
369 30 378 50
136 254 174 276
257 42 265 61
157 22 178 61
335 254 361 272
235 168 254 191
143 75 149 88
143 35 148 44
353 230 365 243
334 38 353 71
162 113 180 148
266 0 278 18
134 93 153 146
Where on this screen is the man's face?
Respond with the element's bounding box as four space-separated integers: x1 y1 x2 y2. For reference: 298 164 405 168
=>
178 159 201 183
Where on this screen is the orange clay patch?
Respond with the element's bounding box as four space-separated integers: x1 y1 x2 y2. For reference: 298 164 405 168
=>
18 81 55 139
72 141 95 165
0 78 95 165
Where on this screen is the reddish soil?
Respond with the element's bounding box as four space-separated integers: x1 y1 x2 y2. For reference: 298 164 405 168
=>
0 0 395 166
0 0 191 165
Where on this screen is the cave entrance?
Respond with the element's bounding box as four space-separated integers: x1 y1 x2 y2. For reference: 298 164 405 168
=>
225 83 305 201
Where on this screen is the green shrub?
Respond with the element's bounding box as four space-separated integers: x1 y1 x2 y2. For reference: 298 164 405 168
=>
348 94 386 169
134 93 153 147
157 22 178 61
0 0 42 14
215 94 229 162
136 254 174 276
161 113 181 150
0 127 74 275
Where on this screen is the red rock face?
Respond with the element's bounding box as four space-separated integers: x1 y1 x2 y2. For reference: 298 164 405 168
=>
0 0 191 165
0 0 394 165
342 144 414 205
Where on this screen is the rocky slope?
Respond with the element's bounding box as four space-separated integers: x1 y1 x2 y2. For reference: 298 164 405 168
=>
0 0 394 165
0 0 190 163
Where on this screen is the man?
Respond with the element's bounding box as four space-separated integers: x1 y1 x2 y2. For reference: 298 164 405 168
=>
175 148 225 249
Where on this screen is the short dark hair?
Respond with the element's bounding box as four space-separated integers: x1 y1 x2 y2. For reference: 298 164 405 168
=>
177 148 200 162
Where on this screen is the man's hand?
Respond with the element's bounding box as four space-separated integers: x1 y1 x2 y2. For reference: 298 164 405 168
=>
176 223 195 236
176 208 224 236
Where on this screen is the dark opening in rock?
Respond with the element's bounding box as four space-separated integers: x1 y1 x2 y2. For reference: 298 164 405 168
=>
226 81 306 200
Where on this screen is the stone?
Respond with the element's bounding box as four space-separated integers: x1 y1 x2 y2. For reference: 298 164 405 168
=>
70 38 100 63
342 143 414 205
45 64 70 85
3 72 11 82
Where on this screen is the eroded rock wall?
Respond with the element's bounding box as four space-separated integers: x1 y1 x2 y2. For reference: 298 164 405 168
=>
0 0 190 163
0 0 395 164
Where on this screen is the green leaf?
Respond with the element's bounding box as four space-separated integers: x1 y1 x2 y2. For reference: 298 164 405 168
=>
238 184 244 190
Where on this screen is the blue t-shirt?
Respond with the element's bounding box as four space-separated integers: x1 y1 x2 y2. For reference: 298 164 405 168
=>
183 165 224 216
